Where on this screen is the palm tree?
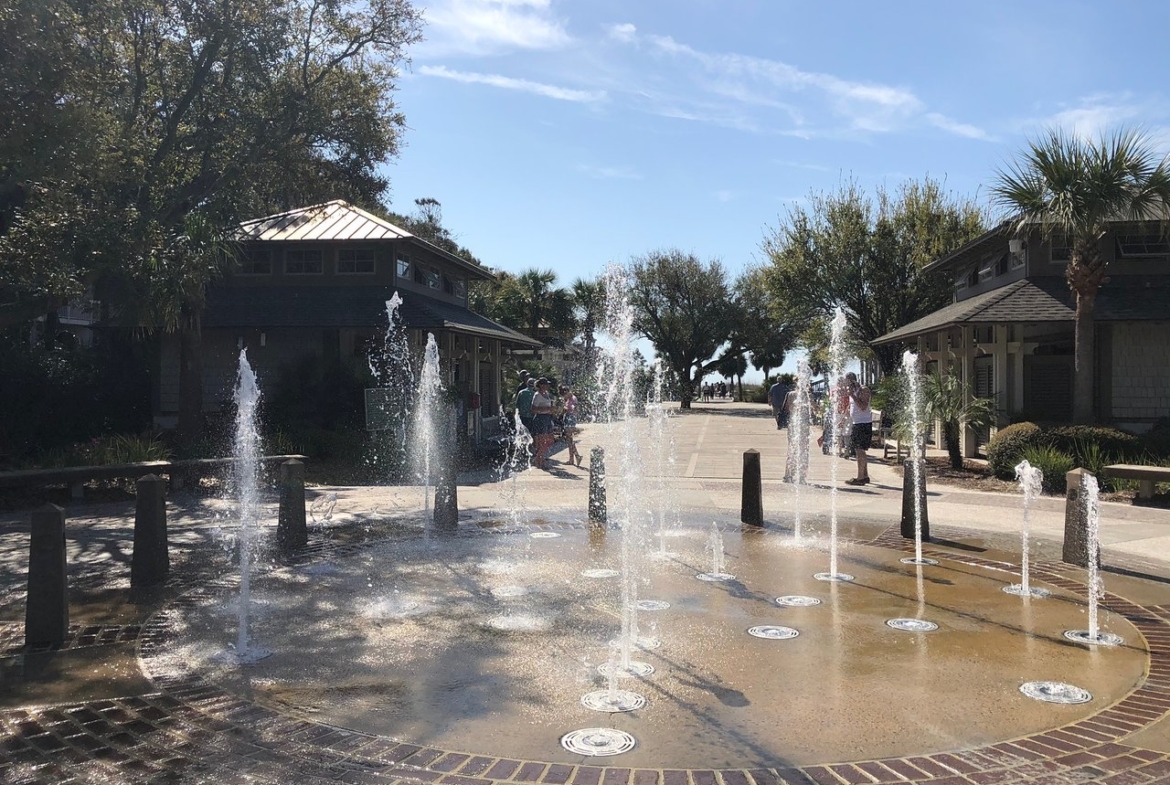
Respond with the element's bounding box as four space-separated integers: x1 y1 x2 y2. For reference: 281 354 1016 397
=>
499 268 576 343
992 128 1170 423
922 365 996 470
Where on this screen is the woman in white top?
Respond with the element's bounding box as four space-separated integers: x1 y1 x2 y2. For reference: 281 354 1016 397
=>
844 372 873 486
530 378 556 469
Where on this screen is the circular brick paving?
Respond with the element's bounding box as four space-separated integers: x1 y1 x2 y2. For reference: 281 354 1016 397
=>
3 520 1170 785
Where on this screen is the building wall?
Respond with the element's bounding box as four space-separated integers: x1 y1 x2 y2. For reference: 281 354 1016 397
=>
1111 321 1170 424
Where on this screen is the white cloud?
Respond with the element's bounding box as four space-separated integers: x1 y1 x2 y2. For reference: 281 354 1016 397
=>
419 65 606 102
599 29 985 141
606 22 636 43
420 0 570 57
577 164 643 180
1046 97 1145 140
925 113 993 141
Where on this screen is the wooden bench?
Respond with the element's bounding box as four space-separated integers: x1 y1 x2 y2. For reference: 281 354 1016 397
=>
0 455 308 499
1102 464 1170 500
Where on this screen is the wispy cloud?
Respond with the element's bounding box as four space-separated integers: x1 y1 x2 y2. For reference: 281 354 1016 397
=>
419 65 606 102
925 113 994 141
577 164 643 180
713 189 734 203
774 160 832 172
600 27 988 141
1044 95 1147 140
419 0 570 57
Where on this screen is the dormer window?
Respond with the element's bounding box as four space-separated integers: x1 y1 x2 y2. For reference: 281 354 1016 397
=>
454 279 467 300
424 268 440 289
1050 239 1071 263
286 248 323 275
337 248 375 274
396 253 411 279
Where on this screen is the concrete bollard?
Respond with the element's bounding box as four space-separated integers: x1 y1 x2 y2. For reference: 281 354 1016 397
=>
588 447 606 530
434 411 459 529
741 449 763 526
26 504 68 646
900 458 930 541
131 475 169 587
277 459 308 552
1062 467 1095 568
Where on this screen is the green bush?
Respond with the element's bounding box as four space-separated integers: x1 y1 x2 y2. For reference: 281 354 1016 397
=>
987 422 1042 478
1141 418 1170 459
1042 425 1139 461
1019 444 1076 494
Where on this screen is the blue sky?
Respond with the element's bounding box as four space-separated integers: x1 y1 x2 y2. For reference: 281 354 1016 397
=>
382 0 1170 377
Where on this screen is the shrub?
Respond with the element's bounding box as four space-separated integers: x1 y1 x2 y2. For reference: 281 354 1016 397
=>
987 422 1042 479
1141 418 1170 459
1019 444 1076 494
1042 425 1139 461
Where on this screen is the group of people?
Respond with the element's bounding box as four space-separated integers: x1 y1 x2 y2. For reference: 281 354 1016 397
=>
512 369 581 470
769 372 872 486
700 381 733 402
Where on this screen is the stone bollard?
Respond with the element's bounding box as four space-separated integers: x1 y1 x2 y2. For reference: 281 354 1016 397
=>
741 449 763 526
26 504 68 646
588 447 606 530
434 411 459 529
900 458 930 541
1062 467 1095 568
277 459 308 552
131 475 169 587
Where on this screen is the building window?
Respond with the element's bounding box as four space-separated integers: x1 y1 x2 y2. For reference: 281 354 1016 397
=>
454 279 467 299
396 253 411 279
239 247 271 275
995 252 1010 276
286 248 323 274
424 268 440 289
1050 239 1071 263
442 275 454 295
1116 234 1170 258
967 268 979 288
954 271 968 291
337 248 375 274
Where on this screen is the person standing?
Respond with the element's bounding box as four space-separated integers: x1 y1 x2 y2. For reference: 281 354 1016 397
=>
515 377 536 435
843 372 872 485
558 384 582 467
781 386 807 483
530 378 556 469
768 378 790 430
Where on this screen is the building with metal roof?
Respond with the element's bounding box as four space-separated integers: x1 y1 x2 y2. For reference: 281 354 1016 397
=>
873 221 1170 456
156 201 542 447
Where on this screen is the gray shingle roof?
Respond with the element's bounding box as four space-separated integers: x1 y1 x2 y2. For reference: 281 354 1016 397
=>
202 285 543 347
873 277 1170 344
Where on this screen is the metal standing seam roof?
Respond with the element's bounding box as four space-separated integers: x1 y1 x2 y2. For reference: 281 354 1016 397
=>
235 200 493 280
872 277 1170 345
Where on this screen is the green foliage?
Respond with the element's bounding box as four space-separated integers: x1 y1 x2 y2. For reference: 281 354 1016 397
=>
1140 418 1170 459
762 176 986 375
1043 425 1139 460
627 250 733 408
1 0 424 330
987 422 1043 479
0 337 151 464
922 364 996 469
1019 445 1076 494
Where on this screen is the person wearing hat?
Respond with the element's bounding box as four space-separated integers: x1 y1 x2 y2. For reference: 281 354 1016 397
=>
530 377 556 469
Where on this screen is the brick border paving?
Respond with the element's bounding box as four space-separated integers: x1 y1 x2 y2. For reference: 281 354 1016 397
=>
3 521 1170 785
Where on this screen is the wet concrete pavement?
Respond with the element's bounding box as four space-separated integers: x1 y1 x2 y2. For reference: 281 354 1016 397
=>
1 401 1170 784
